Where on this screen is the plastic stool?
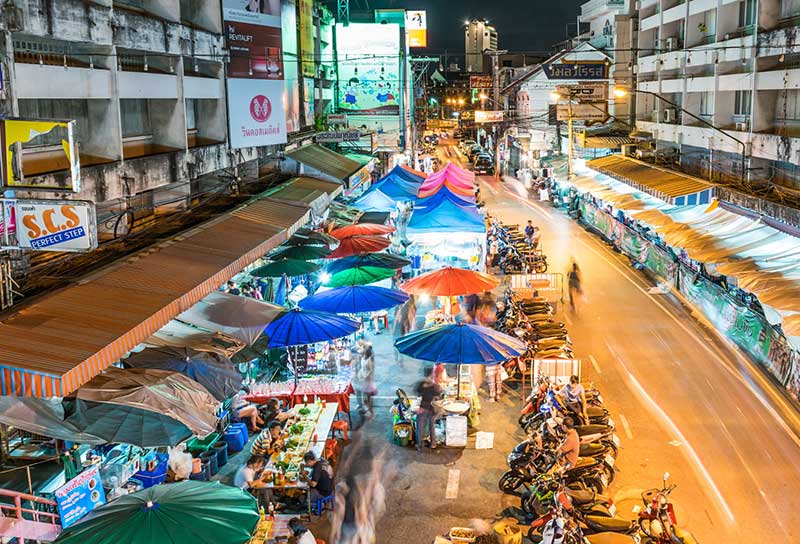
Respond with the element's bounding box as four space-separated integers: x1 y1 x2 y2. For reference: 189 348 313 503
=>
324 439 339 464
331 420 348 441
312 492 335 515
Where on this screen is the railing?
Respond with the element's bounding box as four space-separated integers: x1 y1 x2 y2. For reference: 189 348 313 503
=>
0 488 61 535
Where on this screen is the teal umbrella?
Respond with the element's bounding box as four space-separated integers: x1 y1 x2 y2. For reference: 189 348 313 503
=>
270 244 332 260
250 258 321 277
55 480 259 544
326 265 396 287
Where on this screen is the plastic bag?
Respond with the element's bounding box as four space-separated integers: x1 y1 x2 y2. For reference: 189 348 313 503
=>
493 518 522 544
168 444 194 481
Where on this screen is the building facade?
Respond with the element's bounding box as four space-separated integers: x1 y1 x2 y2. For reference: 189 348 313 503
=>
465 18 498 73
633 0 800 198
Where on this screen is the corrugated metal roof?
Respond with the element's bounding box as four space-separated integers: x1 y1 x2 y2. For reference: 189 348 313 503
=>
0 197 310 397
286 144 362 181
289 176 343 198
587 155 714 204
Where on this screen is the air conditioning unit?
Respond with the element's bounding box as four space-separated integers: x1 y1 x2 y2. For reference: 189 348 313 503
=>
666 37 677 51
663 108 677 123
735 121 750 132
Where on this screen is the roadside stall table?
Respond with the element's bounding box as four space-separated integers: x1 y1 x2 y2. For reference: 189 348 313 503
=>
249 514 294 543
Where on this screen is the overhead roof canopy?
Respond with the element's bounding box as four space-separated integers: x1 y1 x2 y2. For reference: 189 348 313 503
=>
286 144 363 182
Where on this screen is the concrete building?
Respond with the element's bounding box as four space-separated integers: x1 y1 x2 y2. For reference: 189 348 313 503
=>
633 0 800 208
465 18 498 73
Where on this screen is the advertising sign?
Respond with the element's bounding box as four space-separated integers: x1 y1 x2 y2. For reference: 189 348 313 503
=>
336 23 401 114
557 103 608 122
316 130 361 143
470 75 493 89
556 82 608 101
55 465 106 528
544 61 608 80
327 114 347 124
12 199 97 252
2 119 80 191
405 10 427 48
475 110 504 123
299 0 315 77
224 0 287 149
281 0 300 133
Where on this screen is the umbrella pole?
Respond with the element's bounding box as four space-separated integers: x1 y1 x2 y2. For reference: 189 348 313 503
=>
457 364 461 401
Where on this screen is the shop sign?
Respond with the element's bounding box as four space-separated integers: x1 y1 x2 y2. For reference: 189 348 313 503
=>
405 10 427 48
55 465 107 528
327 114 347 124
2 119 80 191
556 82 608 101
544 61 608 80
470 75 493 89
10 199 97 252
316 130 361 143
557 103 608 122
475 110 504 123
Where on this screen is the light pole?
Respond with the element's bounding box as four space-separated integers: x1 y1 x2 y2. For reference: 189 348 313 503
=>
613 87 748 185
479 92 504 179
550 91 576 180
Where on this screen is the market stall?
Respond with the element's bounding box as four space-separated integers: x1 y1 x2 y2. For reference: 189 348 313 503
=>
406 199 486 272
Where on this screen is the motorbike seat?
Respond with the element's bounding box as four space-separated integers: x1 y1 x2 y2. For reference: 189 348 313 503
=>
580 443 604 456
584 533 638 544
566 488 595 505
573 457 597 469
587 406 607 417
578 424 611 435
585 515 634 532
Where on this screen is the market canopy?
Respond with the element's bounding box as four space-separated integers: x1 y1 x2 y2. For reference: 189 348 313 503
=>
326 253 411 275
177 291 284 346
54 481 259 544
264 308 361 348
325 265 397 287
270 243 332 260
407 198 486 234
0 397 105 444
249 258 321 278
588 154 714 206
299 285 409 313
417 162 475 198
414 186 476 209
143 320 245 358
367 165 424 200
351 188 398 212
395 322 526 364
330 223 396 239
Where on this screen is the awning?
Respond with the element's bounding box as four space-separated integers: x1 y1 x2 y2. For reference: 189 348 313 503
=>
0 196 310 397
269 177 341 220
287 144 363 186
581 136 638 149
588 154 715 206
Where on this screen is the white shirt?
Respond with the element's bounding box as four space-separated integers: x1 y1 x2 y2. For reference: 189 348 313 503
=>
234 466 256 489
296 532 316 544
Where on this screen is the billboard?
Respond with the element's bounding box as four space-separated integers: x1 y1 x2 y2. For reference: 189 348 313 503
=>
2 119 80 191
316 130 361 143
55 465 106 528
557 103 609 122
282 0 300 133
556 82 608 101
299 0 315 77
544 61 609 80
405 10 427 48
336 23 401 114
475 110 504 123
224 0 287 149
470 75 493 89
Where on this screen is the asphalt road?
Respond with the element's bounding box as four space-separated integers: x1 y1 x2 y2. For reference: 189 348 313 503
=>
444 140 800 542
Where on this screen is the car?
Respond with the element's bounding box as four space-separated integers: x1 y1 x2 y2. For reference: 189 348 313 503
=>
467 144 484 161
453 130 465 140
473 153 495 175
460 139 476 152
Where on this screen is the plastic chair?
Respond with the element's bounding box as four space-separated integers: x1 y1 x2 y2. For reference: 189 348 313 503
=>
331 420 348 441
312 492 335 516
324 439 340 465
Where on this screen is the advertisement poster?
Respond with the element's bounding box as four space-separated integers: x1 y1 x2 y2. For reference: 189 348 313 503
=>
224 0 287 148
2 119 80 191
282 0 300 133
13 199 97 252
345 115 400 151
303 78 315 126
55 465 106 528
405 10 427 48
336 23 401 114
299 0 315 77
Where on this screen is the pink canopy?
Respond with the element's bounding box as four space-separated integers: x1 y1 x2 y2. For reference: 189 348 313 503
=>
417 162 475 198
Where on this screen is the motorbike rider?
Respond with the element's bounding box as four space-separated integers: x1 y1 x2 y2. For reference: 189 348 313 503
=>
525 220 537 246
557 375 589 425
558 417 580 468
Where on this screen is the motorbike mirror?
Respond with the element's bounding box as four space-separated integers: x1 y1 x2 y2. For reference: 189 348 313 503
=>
663 472 670 484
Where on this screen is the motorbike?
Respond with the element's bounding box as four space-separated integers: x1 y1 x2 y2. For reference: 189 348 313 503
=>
521 473 617 519
638 473 698 544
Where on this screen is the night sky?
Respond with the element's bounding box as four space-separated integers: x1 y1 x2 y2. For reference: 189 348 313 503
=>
358 0 587 56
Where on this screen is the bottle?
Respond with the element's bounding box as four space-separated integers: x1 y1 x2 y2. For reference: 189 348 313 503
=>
259 505 265 521
268 501 275 520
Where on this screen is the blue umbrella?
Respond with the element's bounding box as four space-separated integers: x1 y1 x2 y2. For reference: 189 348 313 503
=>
326 253 411 275
264 308 361 348
394 322 527 364
299 285 409 314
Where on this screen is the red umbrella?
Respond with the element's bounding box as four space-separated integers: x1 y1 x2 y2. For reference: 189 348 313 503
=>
330 223 396 239
326 235 392 259
400 266 500 296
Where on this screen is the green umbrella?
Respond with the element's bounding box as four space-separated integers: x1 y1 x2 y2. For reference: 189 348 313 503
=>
55 480 259 544
326 265 396 287
250 258 321 277
270 244 332 260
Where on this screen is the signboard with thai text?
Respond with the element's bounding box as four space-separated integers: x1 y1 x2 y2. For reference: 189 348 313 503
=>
55 465 107 528
544 61 608 80
405 10 427 48
556 82 608 101
475 110 504 123
316 130 362 143
327 114 347 124
557 103 609 122
470 75 493 89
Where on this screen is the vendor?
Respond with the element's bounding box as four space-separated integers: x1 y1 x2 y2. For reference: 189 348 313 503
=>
251 420 284 457
288 517 317 544
300 451 334 501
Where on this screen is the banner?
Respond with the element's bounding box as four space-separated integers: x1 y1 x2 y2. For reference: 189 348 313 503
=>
336 23 401 114
475 111 504 123
405 10 427 48
224 0 287 149
299 0 314 77
2 119 80 191
13 199 97 252
55 465 106 528
281 0 300 133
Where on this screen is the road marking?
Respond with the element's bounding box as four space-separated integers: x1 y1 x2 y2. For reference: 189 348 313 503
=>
589 354 602 374
445 469 460 499
619 413 634 440
563 311 573 326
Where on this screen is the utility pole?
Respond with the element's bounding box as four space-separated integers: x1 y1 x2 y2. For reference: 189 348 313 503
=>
567 98 574 180
489 49 508 180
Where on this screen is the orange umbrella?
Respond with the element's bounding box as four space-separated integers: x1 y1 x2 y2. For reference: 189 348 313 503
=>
330 223 396 239
400 266 499 296
326 235 392 259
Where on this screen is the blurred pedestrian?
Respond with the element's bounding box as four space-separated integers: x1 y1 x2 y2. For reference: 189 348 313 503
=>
355 342 377 417
568 261 583 312
485 363 502 402
414 367 442 451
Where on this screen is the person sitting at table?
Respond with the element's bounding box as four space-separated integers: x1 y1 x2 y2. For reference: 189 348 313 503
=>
233 388 265 432
251 420 284 457
288 517 317 544
261 398 292 425
234 455 269 492
300 451 334 501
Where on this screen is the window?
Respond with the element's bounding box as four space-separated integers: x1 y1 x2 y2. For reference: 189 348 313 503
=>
120 99 152 138
699 92 714 116
776 89 800 120
185 99 198 131
734 90 752 116
17 99 88 147
782 0 800 19
739 0 756 27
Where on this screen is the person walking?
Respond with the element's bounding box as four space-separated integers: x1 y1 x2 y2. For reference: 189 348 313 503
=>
414 367 442 451
568 261 583 313
485 363 503 402
355 342 377 417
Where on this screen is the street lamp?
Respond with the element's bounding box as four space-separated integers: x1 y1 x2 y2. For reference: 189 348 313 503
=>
457 98 465 106
613 86 747 185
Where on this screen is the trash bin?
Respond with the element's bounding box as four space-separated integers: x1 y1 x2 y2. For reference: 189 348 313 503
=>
393 422 413 447
213 441 229 468
200 450 219 476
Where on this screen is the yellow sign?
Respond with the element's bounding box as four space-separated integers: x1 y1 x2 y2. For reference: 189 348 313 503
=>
405 10 427 48
3 119 80 191
299 0 315 77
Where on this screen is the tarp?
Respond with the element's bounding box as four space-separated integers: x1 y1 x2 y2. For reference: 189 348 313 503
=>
0 397 105 444
177 291 284 346
407 198 486 234
351 188 397 212
367 165 424 200
414 186 476 210
144 320 245 358
418 162 476 198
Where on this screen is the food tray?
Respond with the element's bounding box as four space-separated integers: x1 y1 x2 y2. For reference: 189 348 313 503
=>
448 527 476 543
